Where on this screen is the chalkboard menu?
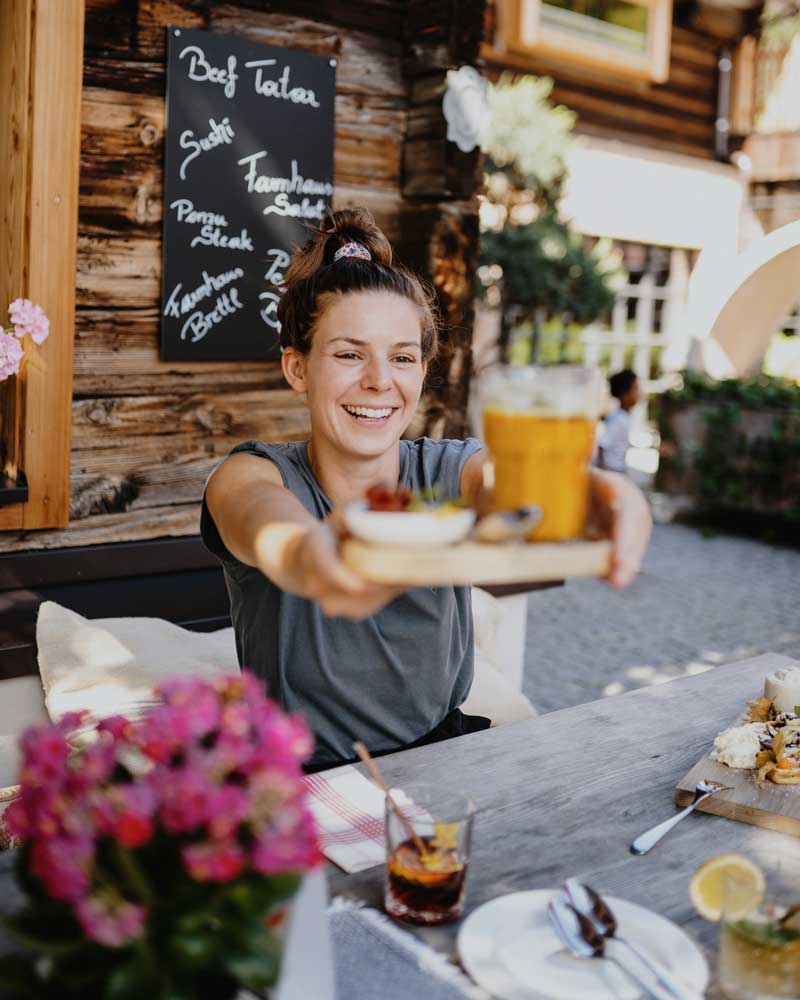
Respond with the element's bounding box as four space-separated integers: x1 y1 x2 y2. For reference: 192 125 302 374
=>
160 27 336 361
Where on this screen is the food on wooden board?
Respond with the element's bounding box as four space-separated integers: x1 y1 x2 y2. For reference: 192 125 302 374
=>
711 668 800 784
346 483 476 547
365 482 468 516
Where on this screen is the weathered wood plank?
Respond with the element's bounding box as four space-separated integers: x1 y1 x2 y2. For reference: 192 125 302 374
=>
76 234 161 307
134 0 206 59
0 502 202 552
83 0 136 56
329 653 800 1000
82 57 165 97
71 390 310 447
233 0 407 38
73 309 286 396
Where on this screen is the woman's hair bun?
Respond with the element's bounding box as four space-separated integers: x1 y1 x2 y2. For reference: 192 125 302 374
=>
277 204 439 362
283 208 392 290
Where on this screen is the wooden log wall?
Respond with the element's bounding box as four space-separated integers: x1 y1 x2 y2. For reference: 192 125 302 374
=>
483 1 722 161
0 0 486 553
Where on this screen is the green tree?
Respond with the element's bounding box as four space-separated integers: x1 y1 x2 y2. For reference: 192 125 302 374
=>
479 74 625 362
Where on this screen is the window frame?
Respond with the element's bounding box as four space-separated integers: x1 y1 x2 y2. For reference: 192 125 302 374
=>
500 0 673 84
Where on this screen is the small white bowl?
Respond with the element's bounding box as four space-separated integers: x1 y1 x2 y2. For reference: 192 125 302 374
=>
343 501 475 547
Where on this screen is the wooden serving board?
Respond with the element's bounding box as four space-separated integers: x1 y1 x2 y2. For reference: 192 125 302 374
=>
675 755 800 838
341 538 612 587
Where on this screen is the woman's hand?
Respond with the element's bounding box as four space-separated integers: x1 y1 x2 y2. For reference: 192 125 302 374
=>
288 516 403 620
587 469 652 589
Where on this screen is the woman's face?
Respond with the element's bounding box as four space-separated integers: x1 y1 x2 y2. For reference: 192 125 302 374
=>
283 290 427 460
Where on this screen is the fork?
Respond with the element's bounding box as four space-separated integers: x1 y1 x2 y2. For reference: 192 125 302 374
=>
630 779 729 856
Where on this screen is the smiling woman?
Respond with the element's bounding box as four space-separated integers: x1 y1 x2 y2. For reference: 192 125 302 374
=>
201 207 650 770
202 208 493 770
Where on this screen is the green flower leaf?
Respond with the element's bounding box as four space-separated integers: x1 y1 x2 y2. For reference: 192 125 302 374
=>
103 956 159 1000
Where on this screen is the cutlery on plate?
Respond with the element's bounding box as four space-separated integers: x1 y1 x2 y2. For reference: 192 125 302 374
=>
629 779 729 856
563 880 694 1000
471 505 542 543
547 898 664 1000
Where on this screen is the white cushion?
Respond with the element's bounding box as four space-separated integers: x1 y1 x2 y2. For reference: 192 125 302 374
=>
465 587 536 726
35 601 238 739
29 592 533 741
0 676 47 789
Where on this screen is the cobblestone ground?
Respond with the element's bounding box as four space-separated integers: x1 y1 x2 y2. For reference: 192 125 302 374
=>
524 523 800 714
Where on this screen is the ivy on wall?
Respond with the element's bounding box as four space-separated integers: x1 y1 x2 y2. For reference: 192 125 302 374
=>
657 372 800 519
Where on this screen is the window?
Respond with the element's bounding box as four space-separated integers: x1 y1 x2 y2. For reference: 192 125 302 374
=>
501 0 673 83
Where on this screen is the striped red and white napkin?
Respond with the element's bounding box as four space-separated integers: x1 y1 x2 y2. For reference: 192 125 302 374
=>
304 766 420 874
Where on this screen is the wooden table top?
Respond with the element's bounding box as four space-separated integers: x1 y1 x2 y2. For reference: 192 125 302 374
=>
327 652 800 999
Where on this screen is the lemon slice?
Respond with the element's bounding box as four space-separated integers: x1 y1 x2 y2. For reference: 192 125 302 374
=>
689 854 765 921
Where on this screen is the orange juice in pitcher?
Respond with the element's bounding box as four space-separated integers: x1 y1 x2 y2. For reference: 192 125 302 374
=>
480 367 606 542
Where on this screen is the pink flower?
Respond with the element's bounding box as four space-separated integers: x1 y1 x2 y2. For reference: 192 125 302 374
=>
30 835 94 902
154 763 216 834
0 332 24 380
93 783 157 848
8 298 49 344
182 838 246 882
75 893 146 948
252 806 322 875
156 677 221 738
205 783 250 840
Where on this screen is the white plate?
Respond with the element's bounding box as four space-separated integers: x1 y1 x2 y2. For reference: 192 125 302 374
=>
343 501 475 547
457 890 709 1000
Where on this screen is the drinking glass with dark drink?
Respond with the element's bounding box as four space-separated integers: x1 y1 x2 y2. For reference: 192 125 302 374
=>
384 783 475 926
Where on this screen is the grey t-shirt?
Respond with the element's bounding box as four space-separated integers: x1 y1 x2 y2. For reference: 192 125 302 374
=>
201 436 483 768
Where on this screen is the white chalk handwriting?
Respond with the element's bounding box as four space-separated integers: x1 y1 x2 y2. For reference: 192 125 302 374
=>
243 60 320 107
163 267 245 319
237 152 332 197
179 117 235 180
265 193 326 219
169 198 228 228
263 249 290 288
181 287 244 343
237 151 331 219
259 290 281 331
191 226 254 252
178 45 238 99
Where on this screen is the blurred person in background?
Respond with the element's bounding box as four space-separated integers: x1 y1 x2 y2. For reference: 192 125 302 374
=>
596 368 639 475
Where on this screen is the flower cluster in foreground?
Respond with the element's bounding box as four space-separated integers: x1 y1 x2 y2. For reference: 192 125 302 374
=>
0 299 49 381
2 672 320 996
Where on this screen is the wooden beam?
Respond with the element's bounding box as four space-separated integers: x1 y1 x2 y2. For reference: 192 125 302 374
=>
0 0 33 489
0 0 85 531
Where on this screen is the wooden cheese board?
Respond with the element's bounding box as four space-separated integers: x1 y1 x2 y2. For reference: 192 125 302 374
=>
675 751 800 838
341 538 612 587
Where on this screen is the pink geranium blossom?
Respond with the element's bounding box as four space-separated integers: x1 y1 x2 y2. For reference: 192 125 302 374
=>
30 835 94 903
75 893 146 948
9 298 49 344
182 838 246 882
0 332 24 380
8 670 320 987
